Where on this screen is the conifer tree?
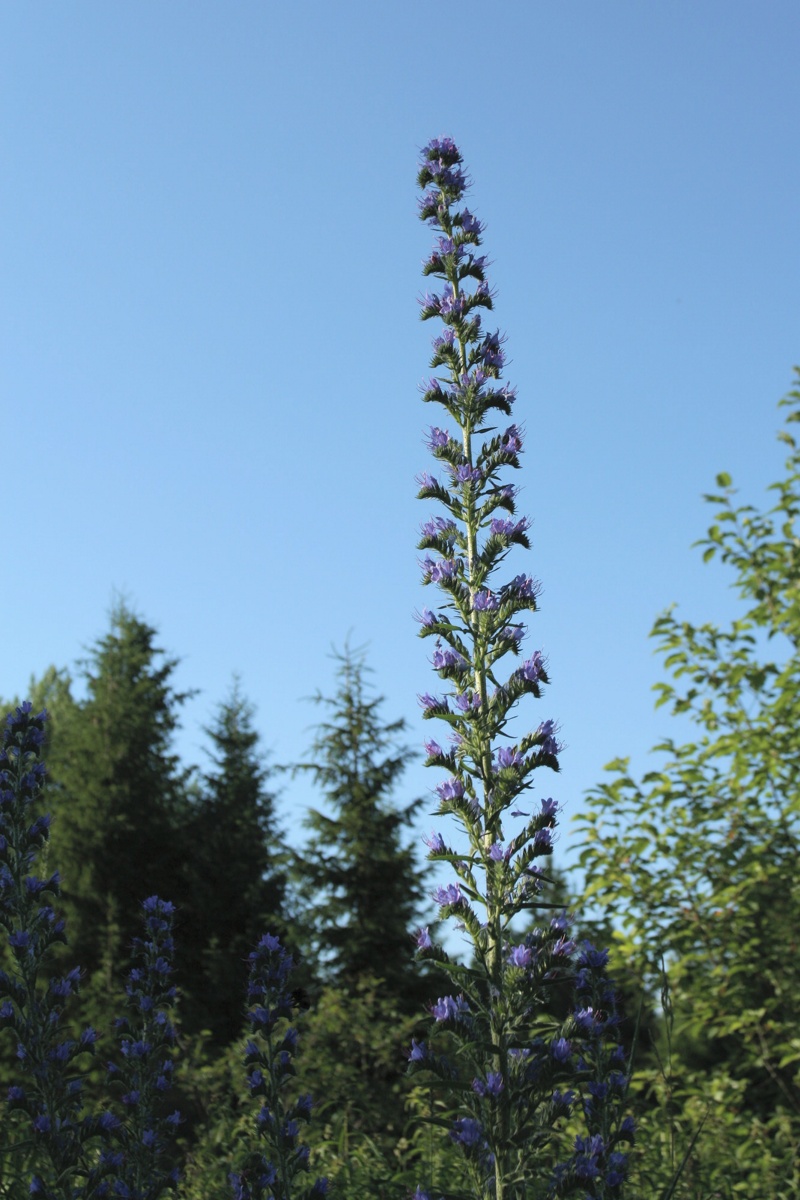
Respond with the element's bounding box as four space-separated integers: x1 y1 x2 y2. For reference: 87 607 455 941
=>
292 647 427 1007
46 601 192 997
181 680 287 1044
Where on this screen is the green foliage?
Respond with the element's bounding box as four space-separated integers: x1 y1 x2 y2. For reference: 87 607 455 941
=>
173 1038 249 1200
180 680 287 1044
576 372 800 1194
297 974 418 1143
46 601 193 991
291 646 429 1009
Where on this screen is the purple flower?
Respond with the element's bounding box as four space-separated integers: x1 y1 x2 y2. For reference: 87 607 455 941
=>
452 463 482 485
450 1117 483 1147
415 927 433 951
420 517 456 543
490 516 530 538
438 285 468 319
435 777 465 802
423 831 445 853
495 745 523 769
417 190 443 219
431 994 470 1022
459 208 485 235
415 607 437 627
607 1152 629 1188
533 828 552 853
418 693 449 714
432 646 467 672
476 330 505 370
421 556 460 583
508 944 532 969
577 942 610 971
472 1071 503 1097
423 740 443 760
502 424 523 454
620 1116 636 1141
472 590 498 612
550 1038 572 1063
416 471 441 493
537 719 559 756
433 327 456 350
507 574 539 600
433 883 462 908
426 426 449 450
454 692 481 712
421 135 460 161
540 797 558 818
572 1134 605 1184
551 1089 575 1112
409 1038 427 1063
460 366 488 391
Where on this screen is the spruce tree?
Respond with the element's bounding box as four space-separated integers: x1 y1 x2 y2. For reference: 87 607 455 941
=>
46 601 193 996
182 679 287 1043
292 647 427 1006
289 648 430 1160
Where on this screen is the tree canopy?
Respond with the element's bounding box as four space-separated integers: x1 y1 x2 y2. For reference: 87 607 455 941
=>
577 373 800 1196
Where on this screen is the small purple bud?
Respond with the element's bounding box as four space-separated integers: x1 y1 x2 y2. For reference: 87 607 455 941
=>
550 1038 572 1063
422 831 445 853
409 1039 427 1062
533 828 552 853
415 927 433 950
537 719 559 756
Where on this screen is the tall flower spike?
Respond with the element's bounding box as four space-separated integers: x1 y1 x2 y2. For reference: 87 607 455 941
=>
0 704 116 1200
410 140 630 1200
107 895 181 1200
230 934 327 1200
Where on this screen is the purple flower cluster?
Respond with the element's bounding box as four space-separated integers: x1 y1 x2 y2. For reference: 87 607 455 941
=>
230 934 327 1200
107 896 181 1200
0 704 122 1200
410 137 631 1200
431 994 471 1023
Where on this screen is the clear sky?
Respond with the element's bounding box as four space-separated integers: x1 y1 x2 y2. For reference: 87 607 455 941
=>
3 2 799 883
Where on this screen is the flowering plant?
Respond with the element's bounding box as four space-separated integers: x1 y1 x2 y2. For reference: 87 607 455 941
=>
0 704 184 1200
230 933 327 1200
410 138 633 1200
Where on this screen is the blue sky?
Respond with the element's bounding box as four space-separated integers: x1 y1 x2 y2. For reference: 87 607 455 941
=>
3 1 799 885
